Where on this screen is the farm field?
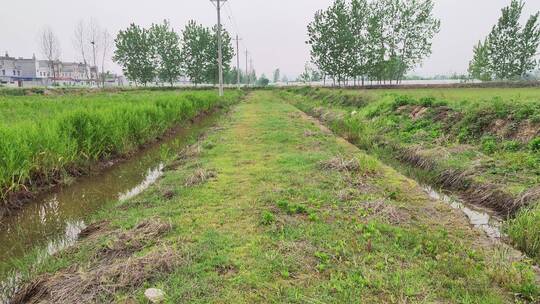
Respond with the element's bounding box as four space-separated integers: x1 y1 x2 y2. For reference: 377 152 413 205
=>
0 90 242 213
6 91 539 303
285 87 540 263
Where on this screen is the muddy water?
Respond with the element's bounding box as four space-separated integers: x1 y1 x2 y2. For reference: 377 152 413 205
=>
422 185 503 239
0 112 220 279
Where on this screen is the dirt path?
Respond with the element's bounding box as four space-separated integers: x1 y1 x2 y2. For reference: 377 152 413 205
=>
9 91 538 303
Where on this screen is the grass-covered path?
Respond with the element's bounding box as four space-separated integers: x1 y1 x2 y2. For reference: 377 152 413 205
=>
12 91 538 303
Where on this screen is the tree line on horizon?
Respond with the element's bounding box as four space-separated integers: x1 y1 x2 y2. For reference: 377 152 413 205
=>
113 20 260 86
306 0 441 86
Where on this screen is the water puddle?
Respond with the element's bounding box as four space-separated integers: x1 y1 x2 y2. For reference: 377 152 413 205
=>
0 112 220 284
423 185 502 239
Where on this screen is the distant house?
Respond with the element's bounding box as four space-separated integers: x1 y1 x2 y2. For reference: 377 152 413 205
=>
0 52 22 85
0 52 99 87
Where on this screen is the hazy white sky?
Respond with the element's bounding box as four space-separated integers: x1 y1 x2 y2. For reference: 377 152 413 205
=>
1 0 539 78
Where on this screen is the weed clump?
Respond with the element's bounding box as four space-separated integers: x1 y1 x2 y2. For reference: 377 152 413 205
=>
100 219 172 259
260 211 276 225
530 137 540 152
506 203 540 263
184 168 217 187
276 200 308 215
319 157 360 172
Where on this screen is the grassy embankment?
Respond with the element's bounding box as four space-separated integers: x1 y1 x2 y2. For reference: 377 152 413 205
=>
284 87 540 262
0 90 241 210
9 91 538 303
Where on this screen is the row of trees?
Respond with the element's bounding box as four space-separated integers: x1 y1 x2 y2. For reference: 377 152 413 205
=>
307 0 440 86
469 0 540 81
114 20 248 86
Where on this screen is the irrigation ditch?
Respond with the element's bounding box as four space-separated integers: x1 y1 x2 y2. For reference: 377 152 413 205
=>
0 109 224 297
292 102 540 270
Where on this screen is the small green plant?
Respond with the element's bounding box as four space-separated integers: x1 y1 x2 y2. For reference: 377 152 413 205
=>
506 204 540 263
276 200 308 215
529 137 540 152
260 211 276 225
481 136 498 154
308 213 320 222
503 140 521 152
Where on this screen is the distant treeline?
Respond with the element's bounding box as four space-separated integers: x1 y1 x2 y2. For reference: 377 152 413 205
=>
307 0 540 86
113 21 259 86
306 0 440 86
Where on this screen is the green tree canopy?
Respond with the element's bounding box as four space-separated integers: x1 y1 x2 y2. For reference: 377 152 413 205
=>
469 0 540 80
307 0 440 86
149 20 183 86
114 24 156 86
181 21 234 85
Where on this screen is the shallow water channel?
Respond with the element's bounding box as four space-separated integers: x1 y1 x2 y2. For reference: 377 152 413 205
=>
422 185 503 239
0 112 220 279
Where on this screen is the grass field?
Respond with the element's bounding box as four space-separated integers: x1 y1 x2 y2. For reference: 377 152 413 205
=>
0 90 242 206
285 87 540 263
8 91 538 303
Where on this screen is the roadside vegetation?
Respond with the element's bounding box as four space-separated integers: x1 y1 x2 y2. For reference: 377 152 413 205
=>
7 92 539 303
0 90 242 211
284 86 540 262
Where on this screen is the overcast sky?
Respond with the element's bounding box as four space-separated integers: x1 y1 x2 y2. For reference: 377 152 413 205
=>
1 0 539 78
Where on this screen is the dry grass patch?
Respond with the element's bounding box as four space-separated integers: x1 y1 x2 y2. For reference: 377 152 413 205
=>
319 157 360 172
10 248 178 304
100 219 172 260
304 130 318 137
184 168 216 187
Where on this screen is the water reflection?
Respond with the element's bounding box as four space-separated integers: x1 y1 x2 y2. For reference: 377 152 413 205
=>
119 164 165 202
423 185 502 239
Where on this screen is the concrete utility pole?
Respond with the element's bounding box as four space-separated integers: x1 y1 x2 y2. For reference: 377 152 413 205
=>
234 35 242 89
211 0 226 96
250 58 254 85
245 49 249 86
90 40 97 86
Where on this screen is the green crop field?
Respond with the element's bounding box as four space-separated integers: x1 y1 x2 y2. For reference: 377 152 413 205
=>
286 86 540 263
0 90 242 205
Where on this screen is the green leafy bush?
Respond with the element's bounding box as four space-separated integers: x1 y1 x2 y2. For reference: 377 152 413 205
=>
480 136 497 154
530 137 540 152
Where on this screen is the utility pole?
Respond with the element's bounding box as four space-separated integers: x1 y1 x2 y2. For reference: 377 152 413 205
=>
234 34 242 89
250 58 254 85
91 40 97 87
245 49 249 86
211 0 226 97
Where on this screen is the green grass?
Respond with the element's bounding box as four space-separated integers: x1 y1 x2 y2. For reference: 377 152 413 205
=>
0 90 242 202
9 91 538 303
507 204 540 263
285 86 540 263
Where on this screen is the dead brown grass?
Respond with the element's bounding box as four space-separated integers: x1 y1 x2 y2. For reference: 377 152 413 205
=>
360 200 410 225
10 218 176 304
319 157 360 172
10 248 178 304
100 219 172 259
184 168 217 187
